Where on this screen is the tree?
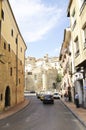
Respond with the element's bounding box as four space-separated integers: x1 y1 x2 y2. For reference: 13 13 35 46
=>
56 73 62 83
55 73 62 90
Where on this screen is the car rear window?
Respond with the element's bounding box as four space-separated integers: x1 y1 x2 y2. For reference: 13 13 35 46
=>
45 95 53 98
54 93 58 95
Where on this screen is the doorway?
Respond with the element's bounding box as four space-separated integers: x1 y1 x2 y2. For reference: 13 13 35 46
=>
5 86 10 107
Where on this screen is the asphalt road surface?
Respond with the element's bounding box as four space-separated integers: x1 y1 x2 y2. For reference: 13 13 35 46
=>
0 95 86 130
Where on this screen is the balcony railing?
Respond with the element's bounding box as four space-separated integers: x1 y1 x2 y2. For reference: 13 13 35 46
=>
75 49 80 57
72 20 76 31
80 0 86 15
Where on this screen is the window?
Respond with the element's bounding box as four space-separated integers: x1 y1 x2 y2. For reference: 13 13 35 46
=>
82 23 86 48
21 47 22 52
8 44 10 52
28 72 32 75
11 29 13 37
34 74 37 80
19 78 20 84
4 42 6 49
1 9 4 20
15 37 18 44
71 8 76 30
20 60 22 65
1 94 3 101
84 27 86 40
10 67 12 76
0 21 1 35
74 37 80 57
84 26 86 43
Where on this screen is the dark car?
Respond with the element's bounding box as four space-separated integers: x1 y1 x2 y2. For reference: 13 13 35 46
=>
43 94 54 104
30 90 35 93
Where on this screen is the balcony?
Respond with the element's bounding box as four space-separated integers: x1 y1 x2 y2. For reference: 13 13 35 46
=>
72 20 76 31
84 39 86 48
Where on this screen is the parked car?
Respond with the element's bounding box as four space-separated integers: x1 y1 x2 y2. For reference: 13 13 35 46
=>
36 91 45 100
36 92 41 98
43 94 54 104
40 94 45 101
53 92 61 99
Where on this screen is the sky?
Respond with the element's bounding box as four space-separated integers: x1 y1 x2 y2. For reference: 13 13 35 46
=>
9 0 70 58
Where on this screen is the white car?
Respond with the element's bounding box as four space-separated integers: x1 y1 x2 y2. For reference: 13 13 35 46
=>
53 92 61 99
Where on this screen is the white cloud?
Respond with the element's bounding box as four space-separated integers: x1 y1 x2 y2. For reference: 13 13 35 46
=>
10 0 63 43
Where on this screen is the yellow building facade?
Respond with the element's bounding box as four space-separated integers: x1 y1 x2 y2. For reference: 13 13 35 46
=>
0 0 27 111
67 0 86 107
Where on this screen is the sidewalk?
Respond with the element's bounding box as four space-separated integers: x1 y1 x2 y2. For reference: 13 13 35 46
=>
61 99 86 127
0 99 30 120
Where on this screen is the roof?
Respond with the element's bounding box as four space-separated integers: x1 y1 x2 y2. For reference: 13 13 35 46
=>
59 28 71 60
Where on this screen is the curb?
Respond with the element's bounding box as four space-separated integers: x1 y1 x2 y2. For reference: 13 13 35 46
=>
61 100 86 128
0 99 30 120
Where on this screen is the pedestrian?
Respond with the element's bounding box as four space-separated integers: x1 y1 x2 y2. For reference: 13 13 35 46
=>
75 92 79 108
64 92 68 102
68 91 72 102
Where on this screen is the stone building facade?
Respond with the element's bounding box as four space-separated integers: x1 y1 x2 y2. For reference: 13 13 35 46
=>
67 0 86 107
0 0 27 111
25 55 61 92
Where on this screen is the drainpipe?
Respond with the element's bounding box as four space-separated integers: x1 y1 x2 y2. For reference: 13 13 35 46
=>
81 67 85 108
0 0 2 42
16 34 18 104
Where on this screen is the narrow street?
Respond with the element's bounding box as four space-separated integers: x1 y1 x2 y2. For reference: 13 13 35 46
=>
0 95 85 130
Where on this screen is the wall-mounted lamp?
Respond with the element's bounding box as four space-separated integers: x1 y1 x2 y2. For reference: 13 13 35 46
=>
80 67 85 79
81 67 84 72
0 54 5 64
0 53 5 57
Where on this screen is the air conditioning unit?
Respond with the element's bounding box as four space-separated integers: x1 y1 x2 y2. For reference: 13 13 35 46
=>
74 72 83 80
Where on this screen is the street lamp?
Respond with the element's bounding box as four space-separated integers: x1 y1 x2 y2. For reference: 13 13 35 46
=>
80 67 85 79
